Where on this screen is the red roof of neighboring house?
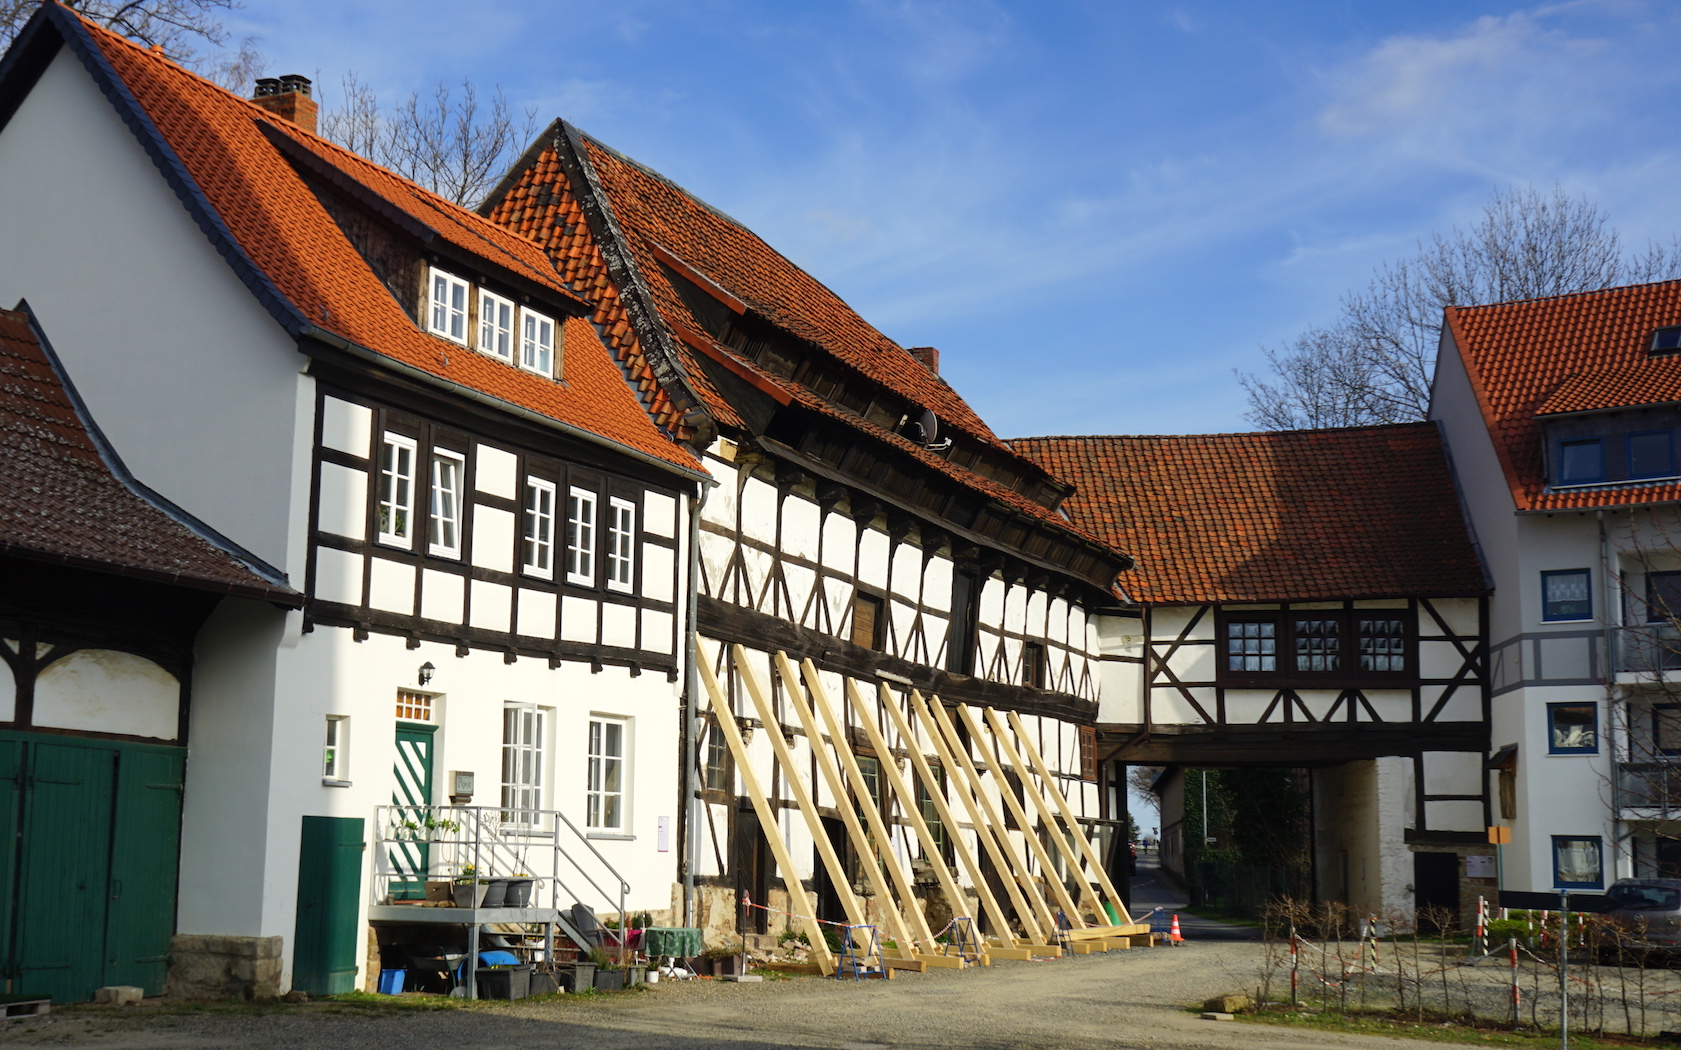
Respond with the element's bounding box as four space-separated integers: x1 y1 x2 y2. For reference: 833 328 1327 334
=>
1444 278 1681 511
0 308 298 603
50 9 700 474
1012 425 1487 604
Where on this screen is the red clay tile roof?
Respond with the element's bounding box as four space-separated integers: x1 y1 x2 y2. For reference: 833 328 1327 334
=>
1446 279 1681 510
0 308 298 602
1011 425 1487 604
60 10 700 475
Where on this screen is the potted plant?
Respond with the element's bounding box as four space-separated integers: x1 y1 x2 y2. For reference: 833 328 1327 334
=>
481 877 510 909
556 959 594 993
626 961 647 986
452 865 489 909
698 945 739 976
504 873 535 908
590 947 624 991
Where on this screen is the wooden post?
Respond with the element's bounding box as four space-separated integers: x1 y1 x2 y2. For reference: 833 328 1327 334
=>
842 678 984 958
731 645 875 957
914 692 1057 942
980 706 1109 922
1004 709 1132 925
875 683 1029 956
797 659 962 968
770 652 925 968
694 644 835 974
955 703 1087 928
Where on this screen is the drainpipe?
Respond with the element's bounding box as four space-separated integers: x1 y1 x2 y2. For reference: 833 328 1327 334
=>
681 481 710 927
1598 508 1621 879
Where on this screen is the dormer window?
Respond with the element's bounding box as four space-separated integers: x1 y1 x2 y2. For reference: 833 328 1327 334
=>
429 268 469 345
1557 438 1604 485
1630 430 1676 479
521 308 556 377
479 289 515 362
1653 326 1681 354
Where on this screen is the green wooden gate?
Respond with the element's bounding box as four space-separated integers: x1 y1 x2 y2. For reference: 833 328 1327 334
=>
0 732 184 1003
292 816 364 995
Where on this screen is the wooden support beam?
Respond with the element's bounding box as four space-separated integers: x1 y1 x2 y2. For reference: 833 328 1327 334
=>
771 652 920 962
873 682 1021 950
731 645 876 956
914 692 1055 941
695 644 835 974
840 678 980 956
979 705 1109 922
1004 709 1133 925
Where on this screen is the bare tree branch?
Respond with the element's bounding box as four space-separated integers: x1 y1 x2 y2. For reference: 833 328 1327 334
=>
1239 186 1681 430
3 0 236 62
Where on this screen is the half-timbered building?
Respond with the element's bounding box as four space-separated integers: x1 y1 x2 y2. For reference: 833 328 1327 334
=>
486 125 1139 945
0 6 706 997
1015 424 1493 921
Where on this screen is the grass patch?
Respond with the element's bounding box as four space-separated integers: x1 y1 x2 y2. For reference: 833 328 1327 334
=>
1228 1004 1655 1047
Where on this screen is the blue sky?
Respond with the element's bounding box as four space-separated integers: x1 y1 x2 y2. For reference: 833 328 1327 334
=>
235 1 1681 443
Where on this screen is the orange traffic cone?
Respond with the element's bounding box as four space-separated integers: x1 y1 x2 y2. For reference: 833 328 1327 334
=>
1170 914 1185 945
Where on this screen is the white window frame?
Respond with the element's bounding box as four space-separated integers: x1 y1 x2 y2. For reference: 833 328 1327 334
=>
520 307 556 376
587 715 628 831
428 448 465 558
501 703 547 827
523 478 556 579
428 267 470 345
478 288 515 362
322 715 348 781
605 496 636 593
377 432 418 548
566 486 597 586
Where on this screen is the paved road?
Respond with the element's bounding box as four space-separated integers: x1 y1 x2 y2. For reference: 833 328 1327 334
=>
1127 851 1261 943
9 934 1462 1050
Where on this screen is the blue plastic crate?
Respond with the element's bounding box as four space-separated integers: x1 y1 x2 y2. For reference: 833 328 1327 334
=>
377 968 405 995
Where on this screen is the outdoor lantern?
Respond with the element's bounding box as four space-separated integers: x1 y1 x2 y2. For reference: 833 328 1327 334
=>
418 661 435 686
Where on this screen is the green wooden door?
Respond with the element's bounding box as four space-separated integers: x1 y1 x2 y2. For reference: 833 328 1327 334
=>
103 749 185 994
389 724 435 899
15 744 115 1003
292 816 364 995
0 740 20 985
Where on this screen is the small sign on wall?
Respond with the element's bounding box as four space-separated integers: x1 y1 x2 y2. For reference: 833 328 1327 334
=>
1466 854 1497 879
657 816 670 853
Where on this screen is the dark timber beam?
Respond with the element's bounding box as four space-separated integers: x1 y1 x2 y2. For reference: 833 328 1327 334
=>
1098 722 1488 766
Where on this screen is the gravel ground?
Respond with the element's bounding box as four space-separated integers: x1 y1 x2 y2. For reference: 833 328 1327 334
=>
0 941 1468 1050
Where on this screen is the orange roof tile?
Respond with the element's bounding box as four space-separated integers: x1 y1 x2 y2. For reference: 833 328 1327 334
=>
51 8 701 475
1446 279 1681 510
1012 425 1487 604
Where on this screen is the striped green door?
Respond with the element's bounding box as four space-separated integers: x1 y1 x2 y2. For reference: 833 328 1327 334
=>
104 749 186 994
389 724 436 899
15 744 115 1003
292 816 364 995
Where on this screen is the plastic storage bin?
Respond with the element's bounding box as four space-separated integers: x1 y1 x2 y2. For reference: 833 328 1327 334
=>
474 966 530 1000
377 969 405 995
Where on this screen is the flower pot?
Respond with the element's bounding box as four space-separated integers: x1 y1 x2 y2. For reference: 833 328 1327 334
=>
594 968 625 992
557 963 594 992
626 964 647 986
481 878 510 909
504 877 534 908
452 880 489 909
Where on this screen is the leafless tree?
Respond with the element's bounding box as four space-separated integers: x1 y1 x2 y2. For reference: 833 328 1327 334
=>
1239 186 1681 430
320 73 537 208
2 0 235 61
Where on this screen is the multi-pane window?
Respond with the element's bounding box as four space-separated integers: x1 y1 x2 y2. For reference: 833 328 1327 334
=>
478 289 515 361
501 703 546 823
1023 641 1047 688
377 433 417 547
428 449 464 557
1553 835 1604 889
323 716 347 779
521 308 556 376
587 716 626 830
606 497 635 593
1079 725 1098 781
428 268 469 344
567 487 597 586
1226 621 1276 672
522 479 556 578
395 690 433 721
1222 612 1409 679
1542 569 1592 621
1548 702 1597 754
856 754 881 807
702 716 731 793
917 767 951 862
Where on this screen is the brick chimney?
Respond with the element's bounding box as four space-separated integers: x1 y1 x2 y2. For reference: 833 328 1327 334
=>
907 346 940 375
251 75 317 135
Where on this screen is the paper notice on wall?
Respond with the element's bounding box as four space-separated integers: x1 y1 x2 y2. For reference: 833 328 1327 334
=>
1465 854 1496 879
658 816 670 853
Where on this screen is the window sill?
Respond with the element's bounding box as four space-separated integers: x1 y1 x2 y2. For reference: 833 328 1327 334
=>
1547 750 1599 757
322 778 353 788
586 831 635 841
1541 619 1596 625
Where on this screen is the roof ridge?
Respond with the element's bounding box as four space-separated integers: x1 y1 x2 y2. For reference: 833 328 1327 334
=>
1012 421 1438 442
1448 275 1681 315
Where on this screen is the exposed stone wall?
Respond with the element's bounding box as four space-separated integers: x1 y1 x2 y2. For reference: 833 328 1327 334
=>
168 934 283 1000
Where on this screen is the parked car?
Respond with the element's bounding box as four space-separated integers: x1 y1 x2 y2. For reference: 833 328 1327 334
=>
1604 878 1681 949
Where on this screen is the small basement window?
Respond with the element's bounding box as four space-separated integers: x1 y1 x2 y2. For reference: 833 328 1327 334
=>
1652 326 1681 354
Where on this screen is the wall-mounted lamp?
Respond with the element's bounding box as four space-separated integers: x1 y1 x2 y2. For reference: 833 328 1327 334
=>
418 661 435 686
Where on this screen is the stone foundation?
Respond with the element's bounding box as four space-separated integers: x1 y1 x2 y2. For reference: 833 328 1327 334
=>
167 934 283 1000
